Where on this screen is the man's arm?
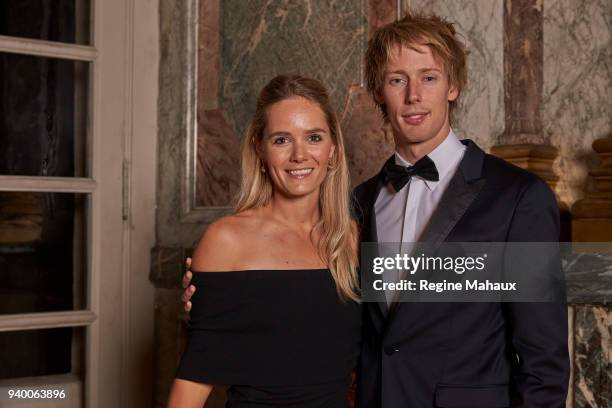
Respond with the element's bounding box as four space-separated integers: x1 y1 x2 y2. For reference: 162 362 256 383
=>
504 178 570 407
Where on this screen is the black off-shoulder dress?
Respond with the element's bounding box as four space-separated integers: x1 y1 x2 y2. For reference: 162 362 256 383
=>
175 268 362 407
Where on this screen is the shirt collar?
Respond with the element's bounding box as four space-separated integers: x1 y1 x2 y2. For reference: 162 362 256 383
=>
394 129 465 191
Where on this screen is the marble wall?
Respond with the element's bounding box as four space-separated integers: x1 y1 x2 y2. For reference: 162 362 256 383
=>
195 0 507 201
544 0 612 205
565 248 612 407
220 0 367 137
573 306 611 408
196 0 370 206
190 0 612 214
342 0 397 185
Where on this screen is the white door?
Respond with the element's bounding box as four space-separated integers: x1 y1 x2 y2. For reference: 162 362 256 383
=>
0 1 157 407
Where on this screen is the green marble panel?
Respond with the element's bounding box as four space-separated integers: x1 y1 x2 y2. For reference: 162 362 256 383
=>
220 0 367 136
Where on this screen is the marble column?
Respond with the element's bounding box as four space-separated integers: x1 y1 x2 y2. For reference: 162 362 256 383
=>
492 0 551 169
502 0 543 144
490 0 568 237
544 0 612 207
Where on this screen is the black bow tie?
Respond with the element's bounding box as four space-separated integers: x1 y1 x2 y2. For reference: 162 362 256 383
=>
382 155 439 191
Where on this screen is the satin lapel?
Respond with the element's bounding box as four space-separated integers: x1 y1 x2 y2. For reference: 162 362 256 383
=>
370 182 390 318
417 170 485 246
358 170 389 331
386 142 486 323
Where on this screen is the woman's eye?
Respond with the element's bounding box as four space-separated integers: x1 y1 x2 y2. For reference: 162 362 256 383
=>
272 137 288 145
308 134 322 142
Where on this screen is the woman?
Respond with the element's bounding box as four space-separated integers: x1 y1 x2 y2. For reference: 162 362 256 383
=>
167 75 361 407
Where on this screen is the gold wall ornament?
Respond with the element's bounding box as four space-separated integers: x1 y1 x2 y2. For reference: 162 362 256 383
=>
571 137 612 241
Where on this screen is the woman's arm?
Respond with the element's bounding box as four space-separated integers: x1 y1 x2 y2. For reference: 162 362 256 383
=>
167 378 213 408
169 218 240 407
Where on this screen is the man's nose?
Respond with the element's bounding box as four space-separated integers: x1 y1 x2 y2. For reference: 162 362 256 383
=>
405 81 421 104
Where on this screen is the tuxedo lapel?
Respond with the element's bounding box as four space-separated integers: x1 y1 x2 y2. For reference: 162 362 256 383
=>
417 168 485 245
419 140 486 245
355 159 393 330
368 173 390 319
386 140 486 321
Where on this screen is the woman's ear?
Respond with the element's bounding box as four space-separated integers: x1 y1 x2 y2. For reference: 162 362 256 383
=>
254 137 264 159
328 144 336 161
255 141 267 173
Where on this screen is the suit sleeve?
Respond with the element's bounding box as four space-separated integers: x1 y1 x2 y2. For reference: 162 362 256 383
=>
504 178 570 407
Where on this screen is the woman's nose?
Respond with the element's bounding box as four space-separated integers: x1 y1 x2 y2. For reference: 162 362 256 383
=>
290 141 307 163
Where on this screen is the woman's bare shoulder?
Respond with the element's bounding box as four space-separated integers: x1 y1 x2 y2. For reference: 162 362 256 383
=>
191 214 256 272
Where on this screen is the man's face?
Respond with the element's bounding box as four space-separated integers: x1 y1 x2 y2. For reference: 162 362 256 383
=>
377 43 458 155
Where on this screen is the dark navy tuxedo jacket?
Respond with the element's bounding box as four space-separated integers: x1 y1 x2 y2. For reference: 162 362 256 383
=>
353 140 569 408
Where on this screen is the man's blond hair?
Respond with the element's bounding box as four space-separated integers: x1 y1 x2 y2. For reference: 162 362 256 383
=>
365 11 468 124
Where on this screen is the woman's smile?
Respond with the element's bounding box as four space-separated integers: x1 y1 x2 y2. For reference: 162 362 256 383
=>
286 168 314 179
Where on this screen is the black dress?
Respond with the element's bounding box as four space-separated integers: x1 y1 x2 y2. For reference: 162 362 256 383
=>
175 269 362 407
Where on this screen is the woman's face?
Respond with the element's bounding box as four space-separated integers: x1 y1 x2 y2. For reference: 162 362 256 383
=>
260 96 336 200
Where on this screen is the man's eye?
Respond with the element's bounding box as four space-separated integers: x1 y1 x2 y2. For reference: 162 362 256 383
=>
308 134 322 142
389 78 406 86
424 76 437 82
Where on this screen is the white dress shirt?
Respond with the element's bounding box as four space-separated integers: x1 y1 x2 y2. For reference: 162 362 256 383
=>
375 130 466 303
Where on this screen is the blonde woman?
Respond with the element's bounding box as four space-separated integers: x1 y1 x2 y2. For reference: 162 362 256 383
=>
167 75 361 408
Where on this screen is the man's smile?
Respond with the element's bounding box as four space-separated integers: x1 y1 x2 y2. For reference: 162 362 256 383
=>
401 112 430 126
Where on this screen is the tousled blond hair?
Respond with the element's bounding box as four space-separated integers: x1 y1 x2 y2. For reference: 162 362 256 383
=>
235 75 359 302
365 10 468 124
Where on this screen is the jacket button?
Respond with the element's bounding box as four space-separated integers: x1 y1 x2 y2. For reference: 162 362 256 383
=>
384 345 399 355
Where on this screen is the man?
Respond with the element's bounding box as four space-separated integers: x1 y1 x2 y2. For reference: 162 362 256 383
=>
183 11 569 407
353 11 569 407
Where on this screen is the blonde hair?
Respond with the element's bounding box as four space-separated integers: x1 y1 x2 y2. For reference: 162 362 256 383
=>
365 10 468 124
235 75 360 302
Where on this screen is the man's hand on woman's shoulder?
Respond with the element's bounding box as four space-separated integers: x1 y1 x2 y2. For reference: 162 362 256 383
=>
182 257 195 312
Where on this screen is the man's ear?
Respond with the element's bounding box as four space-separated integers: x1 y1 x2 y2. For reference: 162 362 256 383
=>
374 91 385 105
448 85 459 102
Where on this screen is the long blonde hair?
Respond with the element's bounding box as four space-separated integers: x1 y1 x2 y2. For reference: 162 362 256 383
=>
235 75 359 302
